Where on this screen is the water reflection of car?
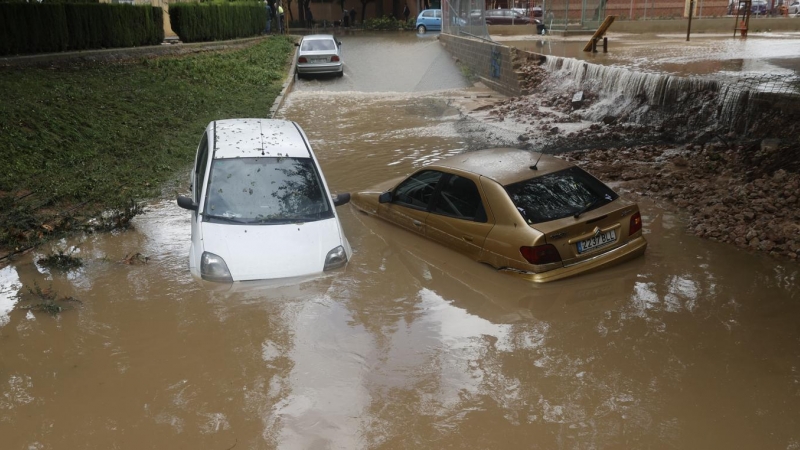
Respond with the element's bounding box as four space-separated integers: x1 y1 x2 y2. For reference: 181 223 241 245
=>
359 209 643 322
294 34 343 79
415 8 442 33
352 148 647 283
177 119 352 283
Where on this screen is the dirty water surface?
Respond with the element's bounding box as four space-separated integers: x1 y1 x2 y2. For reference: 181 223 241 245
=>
2 32 800 449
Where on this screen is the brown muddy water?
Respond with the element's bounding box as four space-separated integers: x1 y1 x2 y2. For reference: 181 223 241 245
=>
2 33 800 449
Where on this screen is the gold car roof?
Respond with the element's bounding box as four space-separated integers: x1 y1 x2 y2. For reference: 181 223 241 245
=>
430 148 573 186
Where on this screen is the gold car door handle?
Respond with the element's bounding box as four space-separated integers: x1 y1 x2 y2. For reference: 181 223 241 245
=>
462 236 473 242
412 220 423 227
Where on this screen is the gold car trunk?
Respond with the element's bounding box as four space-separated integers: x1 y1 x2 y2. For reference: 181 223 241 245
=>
533 199 640 266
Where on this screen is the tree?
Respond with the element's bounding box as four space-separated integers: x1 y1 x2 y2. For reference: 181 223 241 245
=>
285 0 294 21
299 0 310 24
360 0 375 23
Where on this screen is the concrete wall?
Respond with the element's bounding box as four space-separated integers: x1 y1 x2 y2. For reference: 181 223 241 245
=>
439 33 545 97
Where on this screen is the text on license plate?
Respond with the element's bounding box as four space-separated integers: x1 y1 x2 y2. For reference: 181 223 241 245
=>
577 230 617 253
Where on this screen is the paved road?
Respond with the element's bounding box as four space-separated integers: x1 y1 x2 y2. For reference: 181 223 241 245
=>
292 31 472 93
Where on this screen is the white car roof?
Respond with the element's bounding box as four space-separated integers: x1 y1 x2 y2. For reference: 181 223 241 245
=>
302 34 336 41
213 118 311 159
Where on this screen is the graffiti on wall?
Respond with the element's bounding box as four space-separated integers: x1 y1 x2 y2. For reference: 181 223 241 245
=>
490 46 501 79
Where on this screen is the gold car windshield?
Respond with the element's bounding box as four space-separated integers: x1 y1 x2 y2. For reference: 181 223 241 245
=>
203 157 333 225
505 167 618 224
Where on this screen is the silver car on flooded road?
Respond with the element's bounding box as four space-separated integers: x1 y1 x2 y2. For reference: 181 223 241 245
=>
295 34 343 79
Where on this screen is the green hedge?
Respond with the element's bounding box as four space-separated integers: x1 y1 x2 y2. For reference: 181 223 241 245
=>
363 16 414 31
169 3 266 43
0 3 163 56
0 0 100 3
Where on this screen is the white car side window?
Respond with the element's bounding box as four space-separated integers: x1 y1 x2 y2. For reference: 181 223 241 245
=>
195 132 209 205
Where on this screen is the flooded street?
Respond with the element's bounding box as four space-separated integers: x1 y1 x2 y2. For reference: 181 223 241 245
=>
2 33 800 449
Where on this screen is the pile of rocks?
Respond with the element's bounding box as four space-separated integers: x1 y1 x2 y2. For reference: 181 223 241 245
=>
563 141 800 261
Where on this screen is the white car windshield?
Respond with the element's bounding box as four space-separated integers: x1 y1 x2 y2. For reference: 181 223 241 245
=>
204 157 333 224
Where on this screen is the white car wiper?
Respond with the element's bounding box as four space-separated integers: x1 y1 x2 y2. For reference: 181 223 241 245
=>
205 214 248 224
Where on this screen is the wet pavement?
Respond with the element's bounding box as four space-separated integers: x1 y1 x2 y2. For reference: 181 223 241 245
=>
2 32 800 449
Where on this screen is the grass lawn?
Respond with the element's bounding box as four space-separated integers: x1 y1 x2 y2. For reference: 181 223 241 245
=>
0 36 296 254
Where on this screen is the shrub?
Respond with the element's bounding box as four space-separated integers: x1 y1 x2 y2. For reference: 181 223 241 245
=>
362 15 414 31
169 3 266 43
0 3 163 56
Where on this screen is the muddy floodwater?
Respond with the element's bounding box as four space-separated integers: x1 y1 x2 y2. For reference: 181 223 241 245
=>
2 33 800 449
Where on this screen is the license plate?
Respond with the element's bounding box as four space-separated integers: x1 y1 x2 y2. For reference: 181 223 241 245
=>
311 57 328 63
577 230 616 253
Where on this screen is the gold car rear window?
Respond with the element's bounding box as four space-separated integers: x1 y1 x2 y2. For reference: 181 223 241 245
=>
505 167 618 224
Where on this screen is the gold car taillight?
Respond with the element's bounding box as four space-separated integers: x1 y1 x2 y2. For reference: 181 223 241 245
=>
629 212 642 235
520 244 562 265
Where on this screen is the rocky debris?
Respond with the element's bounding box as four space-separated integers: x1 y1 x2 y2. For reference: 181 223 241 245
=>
517 62 549 93
474 59 800 262
122 252 149 265
571 91 584 110
562 141 800 261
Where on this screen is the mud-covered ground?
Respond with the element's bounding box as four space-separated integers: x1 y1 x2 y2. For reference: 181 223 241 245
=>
479 62 800 261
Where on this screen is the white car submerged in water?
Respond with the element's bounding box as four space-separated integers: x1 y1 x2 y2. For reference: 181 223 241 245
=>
177 119 351 283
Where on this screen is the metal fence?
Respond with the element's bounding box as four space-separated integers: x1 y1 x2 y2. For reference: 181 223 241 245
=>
442 0 492 39
444 0 795 34
723 71 800 96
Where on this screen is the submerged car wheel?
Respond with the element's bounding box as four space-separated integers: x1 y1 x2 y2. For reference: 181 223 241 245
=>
417 25 426 33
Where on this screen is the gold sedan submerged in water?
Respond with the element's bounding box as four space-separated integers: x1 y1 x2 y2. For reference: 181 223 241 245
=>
352 148 647 282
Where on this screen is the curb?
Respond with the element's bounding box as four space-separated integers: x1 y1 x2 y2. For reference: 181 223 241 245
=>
269 44 299 118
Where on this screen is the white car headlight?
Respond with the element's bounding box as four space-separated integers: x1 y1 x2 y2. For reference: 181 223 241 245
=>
201 252 233 283
323 245 347 271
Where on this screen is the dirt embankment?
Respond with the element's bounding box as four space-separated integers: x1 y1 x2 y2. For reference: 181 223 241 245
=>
483 61 800 261
566 141 800 260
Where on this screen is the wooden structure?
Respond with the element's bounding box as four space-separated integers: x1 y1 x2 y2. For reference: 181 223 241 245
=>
734 0 752 38
583 15 615 52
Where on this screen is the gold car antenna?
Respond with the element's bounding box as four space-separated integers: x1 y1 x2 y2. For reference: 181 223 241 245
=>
530 151 544 170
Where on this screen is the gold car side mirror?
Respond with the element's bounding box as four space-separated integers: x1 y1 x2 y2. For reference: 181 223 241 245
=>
378 192 393 203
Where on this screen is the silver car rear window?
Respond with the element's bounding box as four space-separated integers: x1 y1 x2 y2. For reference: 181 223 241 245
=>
301 40 336 52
